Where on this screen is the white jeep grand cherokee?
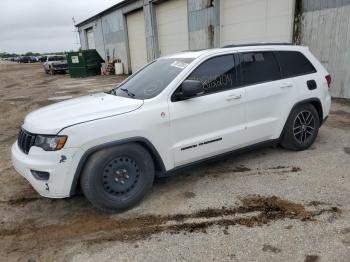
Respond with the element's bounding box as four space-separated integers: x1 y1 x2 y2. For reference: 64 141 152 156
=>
12 44 332 212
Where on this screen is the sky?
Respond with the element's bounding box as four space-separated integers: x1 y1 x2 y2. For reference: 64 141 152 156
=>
0 0 123 54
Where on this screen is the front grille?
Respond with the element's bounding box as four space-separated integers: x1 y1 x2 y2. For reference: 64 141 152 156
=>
53 64 67 69
17 129 36 154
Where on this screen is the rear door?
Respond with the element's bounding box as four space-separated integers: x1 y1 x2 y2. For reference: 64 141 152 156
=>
275 50 319 102
242 51 298 143
169 54 247 167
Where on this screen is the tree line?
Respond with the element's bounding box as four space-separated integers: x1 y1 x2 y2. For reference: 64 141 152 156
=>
0 51 72 58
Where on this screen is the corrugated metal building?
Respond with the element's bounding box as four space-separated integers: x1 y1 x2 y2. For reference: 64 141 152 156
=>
76 0 296 74
77 0 350 99
300 0 350 99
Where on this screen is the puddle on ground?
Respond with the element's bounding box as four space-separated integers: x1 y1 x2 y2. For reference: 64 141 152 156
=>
183 192 196 199
262 244 282 253
304 255 320 262
203 165 302 178
0 195 341 256
326 110 350 130
333 98 350 107
265 166 301 173
32 99 54 107
0 196 42 206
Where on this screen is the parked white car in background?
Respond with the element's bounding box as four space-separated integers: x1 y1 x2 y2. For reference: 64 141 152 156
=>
43 55 68 75
12 44 332 212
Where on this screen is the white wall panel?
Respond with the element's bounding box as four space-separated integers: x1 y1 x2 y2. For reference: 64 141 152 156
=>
156 0 189 56
220 0 295 46
126 10 148 73
301 3 350 98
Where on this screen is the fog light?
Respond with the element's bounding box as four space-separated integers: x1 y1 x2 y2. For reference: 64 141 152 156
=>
31 170 50 181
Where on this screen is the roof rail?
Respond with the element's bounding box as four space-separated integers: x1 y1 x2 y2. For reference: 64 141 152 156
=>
223 43 294 48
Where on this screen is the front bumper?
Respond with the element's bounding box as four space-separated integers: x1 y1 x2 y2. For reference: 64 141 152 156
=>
11 142 84 198
53 67 68 72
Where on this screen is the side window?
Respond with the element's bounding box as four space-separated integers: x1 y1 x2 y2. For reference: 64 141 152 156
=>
241 52 281 86
186 55 239 95
275 51 317 78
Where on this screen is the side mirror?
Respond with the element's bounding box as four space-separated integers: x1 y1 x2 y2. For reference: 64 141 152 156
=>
180 80 204 99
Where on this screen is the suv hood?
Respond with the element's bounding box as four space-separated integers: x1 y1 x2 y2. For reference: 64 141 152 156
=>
23 93 144 134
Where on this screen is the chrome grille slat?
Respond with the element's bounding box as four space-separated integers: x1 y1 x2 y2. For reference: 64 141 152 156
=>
17 129 36 154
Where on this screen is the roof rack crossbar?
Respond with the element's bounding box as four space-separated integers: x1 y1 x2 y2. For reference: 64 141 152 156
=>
223 43 294 48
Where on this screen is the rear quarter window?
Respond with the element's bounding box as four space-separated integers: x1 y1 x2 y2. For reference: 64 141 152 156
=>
275 51 317 78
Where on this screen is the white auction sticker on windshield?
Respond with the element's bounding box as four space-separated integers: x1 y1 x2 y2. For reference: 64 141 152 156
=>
171 61 189 69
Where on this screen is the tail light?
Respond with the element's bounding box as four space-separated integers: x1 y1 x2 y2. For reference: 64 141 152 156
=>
325 75 332 88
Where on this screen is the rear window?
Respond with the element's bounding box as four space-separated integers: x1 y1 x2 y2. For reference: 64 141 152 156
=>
240 52 281 86
275 51 317 78
48 56 65 61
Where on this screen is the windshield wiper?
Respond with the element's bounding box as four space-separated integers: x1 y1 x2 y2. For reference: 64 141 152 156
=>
105 89 116 95
120 88 135 98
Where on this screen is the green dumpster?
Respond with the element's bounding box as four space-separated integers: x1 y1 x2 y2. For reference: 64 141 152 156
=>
67 50 104 78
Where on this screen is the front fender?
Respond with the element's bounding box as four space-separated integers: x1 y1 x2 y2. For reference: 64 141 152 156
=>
69 137 166 196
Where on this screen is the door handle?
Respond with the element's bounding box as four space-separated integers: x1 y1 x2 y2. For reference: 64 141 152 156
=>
280 83 293 89
226 94 242 101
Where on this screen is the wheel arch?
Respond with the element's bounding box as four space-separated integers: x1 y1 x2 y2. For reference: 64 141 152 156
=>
69 137 166 196
280 98 323 140
309 99 324 125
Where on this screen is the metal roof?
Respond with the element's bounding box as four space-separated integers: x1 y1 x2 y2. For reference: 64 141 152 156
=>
76 0 134 27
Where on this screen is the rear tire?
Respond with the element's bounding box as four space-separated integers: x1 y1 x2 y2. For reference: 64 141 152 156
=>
280 104 320 151
80 143 155 213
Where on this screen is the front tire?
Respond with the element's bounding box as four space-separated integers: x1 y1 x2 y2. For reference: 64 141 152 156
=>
280 104 320 151
80 143 155 213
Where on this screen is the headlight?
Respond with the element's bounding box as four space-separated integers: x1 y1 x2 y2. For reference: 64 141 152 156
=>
34 135 67 151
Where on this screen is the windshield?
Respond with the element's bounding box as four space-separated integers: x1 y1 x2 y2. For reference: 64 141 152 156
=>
112 58 194 100
48 56 65 61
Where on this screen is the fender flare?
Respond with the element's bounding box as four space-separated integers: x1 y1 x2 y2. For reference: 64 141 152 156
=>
69 137 166 196
279 97 323 140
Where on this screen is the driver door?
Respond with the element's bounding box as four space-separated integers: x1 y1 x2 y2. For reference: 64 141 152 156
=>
168 54 247 167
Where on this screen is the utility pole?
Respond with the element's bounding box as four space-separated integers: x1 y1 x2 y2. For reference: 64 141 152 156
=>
72 17 80 50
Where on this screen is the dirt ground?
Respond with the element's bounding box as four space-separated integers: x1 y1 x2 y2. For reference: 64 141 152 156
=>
0 62 350 262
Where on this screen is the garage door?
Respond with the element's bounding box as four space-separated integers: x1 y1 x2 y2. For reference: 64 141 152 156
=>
127 10 148 73
156 0 189 56
220 0 295 46
86 28 95 49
